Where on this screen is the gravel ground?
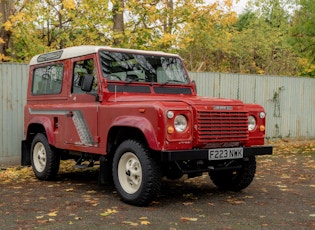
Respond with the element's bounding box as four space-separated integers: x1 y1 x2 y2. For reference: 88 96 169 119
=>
0 140 314 230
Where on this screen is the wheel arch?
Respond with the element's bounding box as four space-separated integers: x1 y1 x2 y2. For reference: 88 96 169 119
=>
107 126 148 155
25 116 55 145
107 116 160 154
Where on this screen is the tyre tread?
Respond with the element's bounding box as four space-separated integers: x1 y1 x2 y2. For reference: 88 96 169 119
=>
31 133 60 180
112 139 161 206
210 156 256 191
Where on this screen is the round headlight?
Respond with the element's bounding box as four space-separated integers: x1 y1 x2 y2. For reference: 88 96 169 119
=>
248 116 256 131
174 115 187 132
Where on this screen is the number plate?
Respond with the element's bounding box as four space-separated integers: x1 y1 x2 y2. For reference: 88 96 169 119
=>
208 148 243 160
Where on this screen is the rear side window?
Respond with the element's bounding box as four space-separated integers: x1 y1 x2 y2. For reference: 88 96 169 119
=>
32 64 63 95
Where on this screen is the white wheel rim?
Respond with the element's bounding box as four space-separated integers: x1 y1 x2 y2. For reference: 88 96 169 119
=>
118 152 142 194
33 142 47 172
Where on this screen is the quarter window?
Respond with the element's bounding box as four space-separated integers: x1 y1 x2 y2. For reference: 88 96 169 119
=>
72 59 97 94
32 64 63 95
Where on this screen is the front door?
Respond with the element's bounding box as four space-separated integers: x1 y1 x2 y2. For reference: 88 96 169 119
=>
62 56 100 151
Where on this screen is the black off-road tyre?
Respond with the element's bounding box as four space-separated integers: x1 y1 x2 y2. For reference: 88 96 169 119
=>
112 139 161 206
30 133 60 180
209 156 256 191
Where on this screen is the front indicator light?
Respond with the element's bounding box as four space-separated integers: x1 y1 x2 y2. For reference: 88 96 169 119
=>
260 125 265 132
167 126 174 134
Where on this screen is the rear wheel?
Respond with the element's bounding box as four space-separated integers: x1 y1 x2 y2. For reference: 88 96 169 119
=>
31 133 60 180
209 156 256 191
112 139 161 206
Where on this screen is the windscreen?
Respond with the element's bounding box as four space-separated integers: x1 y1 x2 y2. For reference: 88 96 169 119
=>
99 50 189 84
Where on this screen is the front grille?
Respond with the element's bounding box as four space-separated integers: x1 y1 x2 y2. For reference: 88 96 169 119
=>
196 110 248 144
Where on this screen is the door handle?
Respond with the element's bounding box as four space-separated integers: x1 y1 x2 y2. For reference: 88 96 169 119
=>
66 111 73 117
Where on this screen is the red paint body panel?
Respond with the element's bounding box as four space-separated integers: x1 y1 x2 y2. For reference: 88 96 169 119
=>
24 46 269 159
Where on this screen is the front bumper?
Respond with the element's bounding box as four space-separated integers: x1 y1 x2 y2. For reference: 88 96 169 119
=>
161 146 273 162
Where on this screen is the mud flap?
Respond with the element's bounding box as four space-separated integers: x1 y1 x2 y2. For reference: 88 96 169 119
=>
21 140 31 166
98 156 113 186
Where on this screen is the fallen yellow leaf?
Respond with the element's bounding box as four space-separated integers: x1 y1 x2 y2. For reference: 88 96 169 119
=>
226 198 245 205
37 219 49 224
141 220 151 225
122 221 139 226
182 202 194 206
181 217 198 222
47 211 58 217
100 209 118 216
261 188 268 193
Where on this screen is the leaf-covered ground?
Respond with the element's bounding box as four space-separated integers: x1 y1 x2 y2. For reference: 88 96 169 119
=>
0 139 314 229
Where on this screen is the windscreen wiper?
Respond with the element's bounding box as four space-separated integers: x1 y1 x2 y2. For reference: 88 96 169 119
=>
161 80 185 86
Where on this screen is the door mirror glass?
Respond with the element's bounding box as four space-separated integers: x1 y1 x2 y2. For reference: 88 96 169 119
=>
81 74 94 92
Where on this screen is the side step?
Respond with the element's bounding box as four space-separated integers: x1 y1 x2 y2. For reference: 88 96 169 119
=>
74 155 95 169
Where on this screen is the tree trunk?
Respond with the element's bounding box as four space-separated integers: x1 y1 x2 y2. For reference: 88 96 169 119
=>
165 0 174 34
112 0 124 46
0 0 14 60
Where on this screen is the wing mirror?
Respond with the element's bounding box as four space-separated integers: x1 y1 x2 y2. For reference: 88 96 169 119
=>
192 80 197 94
81 74 94 92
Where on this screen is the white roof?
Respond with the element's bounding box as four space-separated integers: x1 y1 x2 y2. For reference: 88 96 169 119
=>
29 45 178 65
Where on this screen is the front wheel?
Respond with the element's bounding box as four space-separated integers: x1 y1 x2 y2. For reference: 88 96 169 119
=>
112 139 161 206
209 156 256 191
30 133 60 180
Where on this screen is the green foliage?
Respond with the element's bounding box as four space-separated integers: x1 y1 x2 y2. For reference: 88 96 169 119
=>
231 6 299 75
178 2 238 72
228 0 299 75
0 0 312 77
289 0 315 77
234 12 256 32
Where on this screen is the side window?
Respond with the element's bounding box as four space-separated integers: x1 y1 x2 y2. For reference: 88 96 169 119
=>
32 64 63 95
72 59 97 94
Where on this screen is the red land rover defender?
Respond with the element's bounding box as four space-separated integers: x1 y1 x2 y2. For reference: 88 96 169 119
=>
22 46 272 206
